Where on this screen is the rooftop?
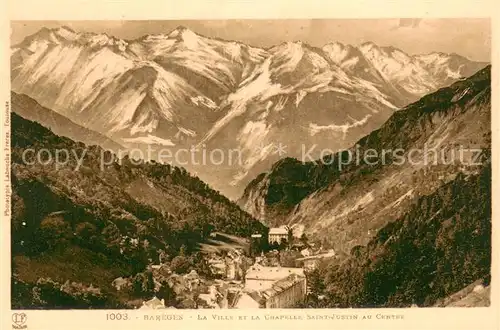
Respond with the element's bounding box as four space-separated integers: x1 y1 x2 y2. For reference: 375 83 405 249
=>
245 265 304 281
233 290 264 308
238 273 306 305
261 274 305 299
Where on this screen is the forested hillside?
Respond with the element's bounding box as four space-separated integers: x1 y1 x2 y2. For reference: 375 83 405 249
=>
11 112 267 308
302 156 491 307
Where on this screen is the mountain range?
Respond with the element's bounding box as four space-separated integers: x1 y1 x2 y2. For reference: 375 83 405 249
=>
10 25 488 198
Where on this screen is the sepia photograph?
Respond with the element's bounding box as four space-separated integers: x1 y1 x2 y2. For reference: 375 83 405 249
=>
6 16 493 314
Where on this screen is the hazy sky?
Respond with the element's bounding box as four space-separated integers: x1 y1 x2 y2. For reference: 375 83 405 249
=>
11 19 491 61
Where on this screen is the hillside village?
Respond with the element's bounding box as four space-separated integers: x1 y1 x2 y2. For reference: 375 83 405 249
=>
126 228 337 309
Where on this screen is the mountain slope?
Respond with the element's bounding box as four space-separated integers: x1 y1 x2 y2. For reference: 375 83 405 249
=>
11 91 124 152
303 160 491 307
10 112 267 308
11 26 488 198
240 66 491 252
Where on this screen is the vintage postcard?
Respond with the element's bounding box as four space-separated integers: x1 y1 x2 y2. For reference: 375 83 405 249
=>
1 0 498 329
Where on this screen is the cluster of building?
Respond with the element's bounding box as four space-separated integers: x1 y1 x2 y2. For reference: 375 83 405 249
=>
206 249 245 280
189 262 308 309
135 262 309 309
267 226 337 271
125 226 337 309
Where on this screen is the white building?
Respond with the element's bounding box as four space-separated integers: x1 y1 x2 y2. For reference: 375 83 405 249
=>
268 227 288 245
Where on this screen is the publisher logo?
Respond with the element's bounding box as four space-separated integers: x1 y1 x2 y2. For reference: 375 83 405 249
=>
12 313 27 329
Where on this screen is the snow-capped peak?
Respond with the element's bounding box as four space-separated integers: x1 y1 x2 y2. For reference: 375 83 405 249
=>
325 41 345 48
323 42 352 64
416 52 464 66
54 26 79 40
16 26 130 51
168 26 196 38
166 26 201 49
168 25 190 35
359 41 378 50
